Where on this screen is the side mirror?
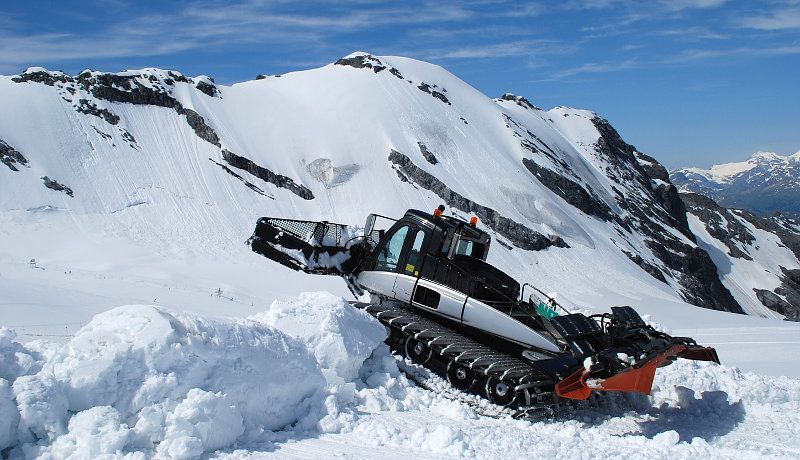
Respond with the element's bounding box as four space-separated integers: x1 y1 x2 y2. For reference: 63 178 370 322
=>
364 214 379 246
364 214 376 236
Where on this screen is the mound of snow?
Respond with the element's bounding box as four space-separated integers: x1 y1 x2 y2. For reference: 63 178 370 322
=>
11 305 328 457
0 327 41 451
0 378 18 451
252 292 387 384
0 327 39 381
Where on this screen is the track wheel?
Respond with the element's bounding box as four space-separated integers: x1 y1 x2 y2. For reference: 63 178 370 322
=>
387 328 405 355
485 377 518 406
405 336 432 365
446 361 477 391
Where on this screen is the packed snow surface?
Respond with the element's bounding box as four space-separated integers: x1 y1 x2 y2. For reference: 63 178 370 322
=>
1 294 799 459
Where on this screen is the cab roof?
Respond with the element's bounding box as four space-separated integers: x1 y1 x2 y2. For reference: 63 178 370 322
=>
404 209 489 241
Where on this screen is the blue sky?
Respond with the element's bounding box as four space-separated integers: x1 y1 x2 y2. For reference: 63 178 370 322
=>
1 0 798 168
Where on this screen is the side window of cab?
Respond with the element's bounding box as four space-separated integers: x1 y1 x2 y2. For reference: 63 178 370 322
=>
375 225 410 272
404 230 426 276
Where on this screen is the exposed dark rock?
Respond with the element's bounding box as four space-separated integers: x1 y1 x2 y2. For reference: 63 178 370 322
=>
504 114 568 170
774 267 800 321
499 93 540 111
460 117 468 125
622 250 666 283
647 239 743 313
76 99 120 125
0 139 28 171
681 193 755 260
92 126 112 140
167 71 191 83
12 69 73 86
389 68 404 79
184 109 220 147
334 54 386 73
394 169 410 183
736 209 800 261
121 129 137 145
79 72 183 110
74 71 223 147
591 117 650 188
209 158 270 197
256 74 267 80
42 176 73 197
195 80 219 97
389 149 567 251
755 289 798 321
587 116 741 312
417 83 451 105
636 152 693 240
783 267 800 285
635 152 669 183
417 142 438 165
221 150 314 200
522 158 613 221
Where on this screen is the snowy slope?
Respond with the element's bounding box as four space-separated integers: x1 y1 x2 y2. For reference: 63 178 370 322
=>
0 53 746 317
672 151 800 213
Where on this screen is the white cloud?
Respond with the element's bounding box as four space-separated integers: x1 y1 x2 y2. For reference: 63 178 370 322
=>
426 40 575 59
550 58 637 79
663 44 800 63
0 1 478 72
738 8 800 30
662 0 727 11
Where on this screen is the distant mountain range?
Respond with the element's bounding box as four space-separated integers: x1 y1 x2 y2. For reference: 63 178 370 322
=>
671 151 800 214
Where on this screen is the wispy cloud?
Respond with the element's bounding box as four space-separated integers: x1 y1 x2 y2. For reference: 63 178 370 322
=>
0 0 478 73
0 31 198 73
496 2 544 17
737 8 800 30
657 26 730 40
550 58 638 79
427 40 574 59
667 44 800 62
662 0 727 11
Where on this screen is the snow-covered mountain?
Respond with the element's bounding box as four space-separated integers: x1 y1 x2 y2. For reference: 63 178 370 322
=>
1 52 798 322
683 192 800 320
2 52 800 459
671 151 800 214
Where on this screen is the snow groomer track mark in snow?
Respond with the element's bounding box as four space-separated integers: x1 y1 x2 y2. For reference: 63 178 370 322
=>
249 205 720 413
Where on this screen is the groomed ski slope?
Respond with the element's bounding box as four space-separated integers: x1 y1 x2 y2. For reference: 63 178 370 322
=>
1 292 799 459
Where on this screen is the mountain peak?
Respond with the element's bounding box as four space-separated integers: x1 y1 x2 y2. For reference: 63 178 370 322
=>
751 151 783 162
671 150 800 214
497 93 541 111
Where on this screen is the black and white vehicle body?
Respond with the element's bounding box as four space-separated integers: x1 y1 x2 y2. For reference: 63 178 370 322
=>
356 210 562 355
249 206 720 414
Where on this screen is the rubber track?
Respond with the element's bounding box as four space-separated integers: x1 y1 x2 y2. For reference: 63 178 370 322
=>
352 301 560 417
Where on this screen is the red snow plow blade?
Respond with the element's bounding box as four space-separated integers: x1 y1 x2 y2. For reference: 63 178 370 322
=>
555 344 719 400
